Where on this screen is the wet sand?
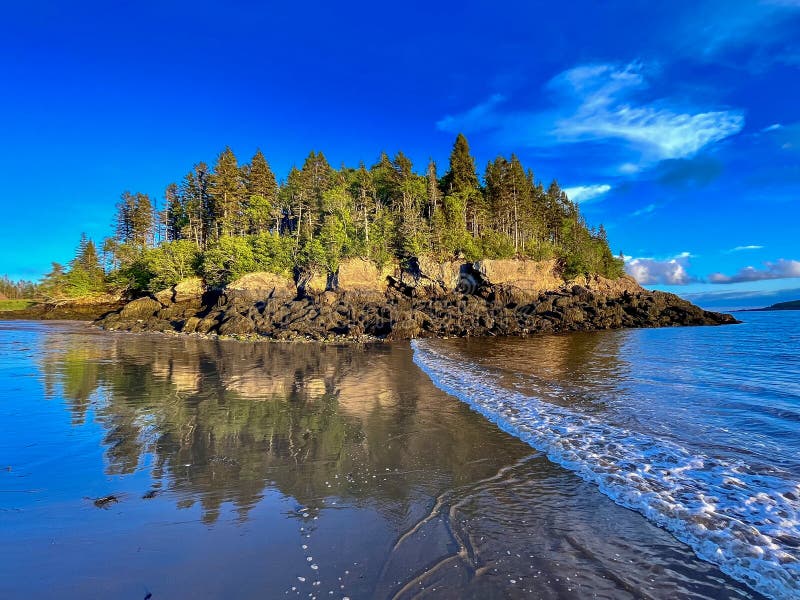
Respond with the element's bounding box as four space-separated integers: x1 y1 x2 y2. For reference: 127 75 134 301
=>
0 321 758 598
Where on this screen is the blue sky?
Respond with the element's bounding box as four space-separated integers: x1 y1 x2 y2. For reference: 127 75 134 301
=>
1 1 798 309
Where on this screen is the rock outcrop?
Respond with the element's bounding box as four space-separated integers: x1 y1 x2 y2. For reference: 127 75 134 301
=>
97 258 738 341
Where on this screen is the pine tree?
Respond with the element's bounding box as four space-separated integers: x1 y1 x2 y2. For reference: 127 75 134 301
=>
209 147 247 238
179 163 210 248
164 183 186 242
442 134 484 236
243 149 279 234
64 234 105 296
115 192 154 248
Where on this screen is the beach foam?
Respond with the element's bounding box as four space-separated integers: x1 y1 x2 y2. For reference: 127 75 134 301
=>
412 340 800 600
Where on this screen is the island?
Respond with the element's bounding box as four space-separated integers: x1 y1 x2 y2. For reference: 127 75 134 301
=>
1 134 737 338
744 299 800 311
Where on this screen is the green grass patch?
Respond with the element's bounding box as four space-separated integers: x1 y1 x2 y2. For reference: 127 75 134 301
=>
0 299 36 311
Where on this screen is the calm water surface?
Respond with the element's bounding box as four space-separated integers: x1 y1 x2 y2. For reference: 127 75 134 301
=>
0 316 792 599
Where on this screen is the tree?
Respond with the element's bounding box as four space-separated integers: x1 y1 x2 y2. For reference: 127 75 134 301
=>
179 163 211 247
39 263 67 298
67 136 626 295
115 192 155 248
209 147 247 238
164 183 187 242
426 159 440 219
243 149 279 233
63 234 106 296
441 134 484 236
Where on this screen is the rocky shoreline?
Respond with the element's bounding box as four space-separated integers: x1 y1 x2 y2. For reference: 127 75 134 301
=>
97 258 738 341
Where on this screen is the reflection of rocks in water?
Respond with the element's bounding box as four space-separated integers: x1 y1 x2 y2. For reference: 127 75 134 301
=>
435 331 629 414
37 332 526 524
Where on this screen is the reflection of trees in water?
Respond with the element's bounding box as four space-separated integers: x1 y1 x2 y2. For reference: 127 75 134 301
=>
38 332 519 524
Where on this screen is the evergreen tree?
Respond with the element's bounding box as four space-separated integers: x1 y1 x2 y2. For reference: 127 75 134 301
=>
115 192 154 248
442 133 484 236
243 149 279 233
164 183 186 242
66 133 625 292
178 163 211 247
209 147 247 238
64 234 105 296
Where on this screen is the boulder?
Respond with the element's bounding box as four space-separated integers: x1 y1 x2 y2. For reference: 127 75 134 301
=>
218 314 256 336
153 287 174 306
173 277 205 303
119 297 161 319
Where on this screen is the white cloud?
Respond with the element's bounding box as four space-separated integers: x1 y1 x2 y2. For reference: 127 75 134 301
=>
625 252 697 285
563 184 611 203
762 123 783 132
631 203 657 217
436 94 506 134
549 63 745 160
730 245 764 251
436 62 745 163
709 259 800 283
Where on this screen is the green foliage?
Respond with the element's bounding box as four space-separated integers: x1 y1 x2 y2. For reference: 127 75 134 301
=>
249 232 294 275
116 192 154 248
144 240 202 290
202 237 256 287
245 194 274 235
479 230 516 259
0 275 38 299
299 237 326 271
83 134 626 293
43 234 109 298
0 299 35 311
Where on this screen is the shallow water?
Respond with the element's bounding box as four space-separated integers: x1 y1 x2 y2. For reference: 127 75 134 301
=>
0 320 771 598
414 312 800 599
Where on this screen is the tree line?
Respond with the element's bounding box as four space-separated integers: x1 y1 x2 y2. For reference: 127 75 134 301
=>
41 134 623 297
0 276 38 300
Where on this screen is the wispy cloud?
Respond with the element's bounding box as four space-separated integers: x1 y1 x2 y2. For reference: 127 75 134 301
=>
677 0 800 65
437 62 744 165
625 252 697 285
631 203 657 217
563 184 611 203
548 63 744 161
709 259 800 283
436 94 506 134
730 245 764 252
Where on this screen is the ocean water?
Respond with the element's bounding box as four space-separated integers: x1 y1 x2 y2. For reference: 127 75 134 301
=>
413 311 800 599
0 317 793 599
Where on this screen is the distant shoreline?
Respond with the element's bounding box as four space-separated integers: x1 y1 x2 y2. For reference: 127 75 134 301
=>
736 299 800 312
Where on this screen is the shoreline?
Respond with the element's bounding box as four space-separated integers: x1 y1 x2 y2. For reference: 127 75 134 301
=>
96 271 739 342
2 261 740 342
0 320 768 599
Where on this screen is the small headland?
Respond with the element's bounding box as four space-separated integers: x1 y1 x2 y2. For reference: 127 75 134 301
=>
98 258 738 341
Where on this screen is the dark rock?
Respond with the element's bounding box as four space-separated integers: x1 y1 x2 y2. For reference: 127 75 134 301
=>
96 268 739 341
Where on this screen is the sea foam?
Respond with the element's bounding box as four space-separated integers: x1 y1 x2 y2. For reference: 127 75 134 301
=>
412 340 800 600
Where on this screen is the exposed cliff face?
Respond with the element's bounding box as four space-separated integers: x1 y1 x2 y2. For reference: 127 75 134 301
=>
98 258 738 340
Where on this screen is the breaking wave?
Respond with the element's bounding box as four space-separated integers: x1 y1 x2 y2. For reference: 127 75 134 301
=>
412 340 800 600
